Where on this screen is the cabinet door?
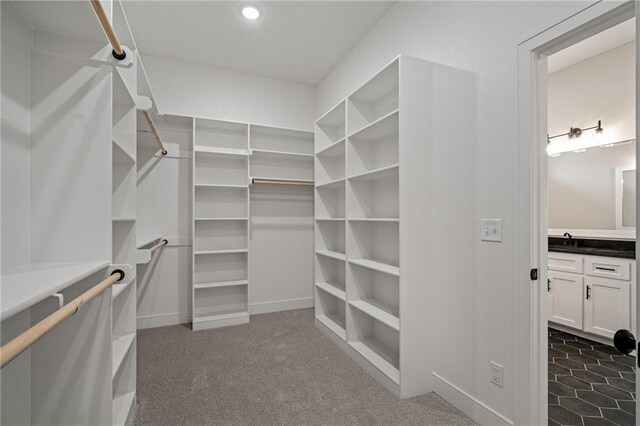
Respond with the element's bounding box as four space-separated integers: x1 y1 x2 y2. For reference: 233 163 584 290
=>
548 271 583 330
584 276 631 339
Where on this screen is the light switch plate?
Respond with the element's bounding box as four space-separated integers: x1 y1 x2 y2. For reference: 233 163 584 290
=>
481 219 503 242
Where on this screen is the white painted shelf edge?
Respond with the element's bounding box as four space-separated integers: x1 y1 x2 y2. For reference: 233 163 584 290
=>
315 218 346 221
112 391 135 426
315 138 345 157
0 260 111 321
250 148 314 158
315 250 347 262
349 258 399 276
349 299 399 331
194 183 249 189
193 311 249 323
194 249 248 255
112 333 135 378
315 178 346 189
348 164 399 181
316 315 346 340
348 218 399 222
113 216 136 222
194 217 249 221
349 341 400 384
194 279 248 289
194 145 249 157
250 176 314 184
315 282 346 301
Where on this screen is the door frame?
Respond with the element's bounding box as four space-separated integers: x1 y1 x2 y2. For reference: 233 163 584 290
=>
515 1 637 424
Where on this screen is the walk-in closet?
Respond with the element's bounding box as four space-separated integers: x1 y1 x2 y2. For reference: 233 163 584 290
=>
2 1 638 425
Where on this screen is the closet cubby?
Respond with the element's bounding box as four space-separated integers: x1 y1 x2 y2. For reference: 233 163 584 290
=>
315 286 346 339
315 182 346 219
113 162 137 219
249 153 313 182
347 59 399 136
194 119 249 155
315 220 346 257
348 307 400 384
316 139 346 185
347 111 398 176
193 285 249 329
194 186 248 219
315 101 346 153
194 155 248 187
315 255 346 300
250 125 314 156
194 220 248 252
315 56 469 398
193 252 248 286
347 167 399 219
347 221 399 270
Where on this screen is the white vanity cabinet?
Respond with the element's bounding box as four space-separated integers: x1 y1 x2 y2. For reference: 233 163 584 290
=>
548 252 635 340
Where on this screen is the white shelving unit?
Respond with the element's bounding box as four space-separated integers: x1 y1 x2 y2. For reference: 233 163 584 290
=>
314 55 467 398
192 119 250 330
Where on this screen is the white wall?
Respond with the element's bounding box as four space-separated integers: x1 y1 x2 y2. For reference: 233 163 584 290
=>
548 41 635 153
142 55 316 131
316 1 593 423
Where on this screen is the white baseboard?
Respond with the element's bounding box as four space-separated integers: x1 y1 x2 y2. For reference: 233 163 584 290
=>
136 312 190 329
433 372 513 426
249 297 314 315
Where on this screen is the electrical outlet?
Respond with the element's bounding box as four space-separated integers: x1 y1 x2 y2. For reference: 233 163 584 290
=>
490 362 503 388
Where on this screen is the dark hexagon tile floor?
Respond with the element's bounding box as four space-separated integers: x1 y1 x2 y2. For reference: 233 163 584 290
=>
548 328 636 426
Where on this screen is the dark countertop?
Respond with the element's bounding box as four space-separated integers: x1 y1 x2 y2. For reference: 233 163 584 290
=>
549 237 635 259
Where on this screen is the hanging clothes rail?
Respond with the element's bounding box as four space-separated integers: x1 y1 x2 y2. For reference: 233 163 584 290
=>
89 0 126 60
0 270 125 369
149 239 168 253
143 111 168 155
252 178 314 187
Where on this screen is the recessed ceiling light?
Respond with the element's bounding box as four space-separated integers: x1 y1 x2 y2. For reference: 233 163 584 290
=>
242 6 261 20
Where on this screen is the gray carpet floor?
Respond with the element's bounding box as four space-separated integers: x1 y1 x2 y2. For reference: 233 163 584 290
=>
135 308 475 425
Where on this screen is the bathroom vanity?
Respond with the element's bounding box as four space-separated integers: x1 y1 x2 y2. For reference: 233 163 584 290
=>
548 238 636 342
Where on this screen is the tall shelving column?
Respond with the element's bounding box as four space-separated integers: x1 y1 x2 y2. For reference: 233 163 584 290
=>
111 56 138 424
314 102 348 339
315 56 456 399
192 119 250 330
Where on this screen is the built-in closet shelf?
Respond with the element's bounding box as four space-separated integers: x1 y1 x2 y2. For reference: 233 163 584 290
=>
349 341 399 384
194 249 248 256
348 218 399 222
112 139 135 164
348 164 399 181
194 279 248 290
316 314 346 340
316 218 346 222
193 311 249 325
316 178 346 189
194 217 249 221
194 183 249 189
316 250 347 262
113 68 136 107
316 282 346 301
112 391 135 426
316 138 345 157
194 145 249 157
250 176 314 185
112 333 135 378
349 300 399 331
348 110 399 140
250 148 314 158
112 282 130 300
112 216 136 222
349 259 399 277
0 260 111 321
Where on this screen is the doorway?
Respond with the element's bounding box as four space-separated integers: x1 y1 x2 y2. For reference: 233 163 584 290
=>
517 2 638 425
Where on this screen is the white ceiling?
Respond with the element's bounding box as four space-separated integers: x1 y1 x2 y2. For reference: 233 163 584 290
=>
13 1 395 86
548 18 635 74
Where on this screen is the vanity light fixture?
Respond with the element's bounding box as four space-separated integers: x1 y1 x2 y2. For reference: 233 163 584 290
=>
547 120 603 144
241 5 261 20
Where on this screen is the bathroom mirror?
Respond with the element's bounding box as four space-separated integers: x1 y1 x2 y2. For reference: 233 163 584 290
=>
548 140 636 232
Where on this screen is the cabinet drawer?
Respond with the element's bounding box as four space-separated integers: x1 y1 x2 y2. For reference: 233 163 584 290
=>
548 253 583 274
584 257 631 281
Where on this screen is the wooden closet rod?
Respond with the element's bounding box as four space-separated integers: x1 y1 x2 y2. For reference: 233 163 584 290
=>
90 0 126 60
0 270 125 369
252 178 314 187
143 111 168 155
149 239 168 253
